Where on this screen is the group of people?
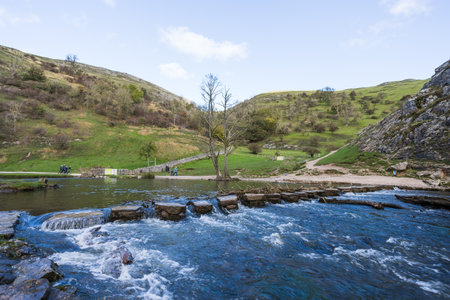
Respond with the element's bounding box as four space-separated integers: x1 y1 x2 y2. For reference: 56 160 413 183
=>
58 164 71 174
165 165 178 176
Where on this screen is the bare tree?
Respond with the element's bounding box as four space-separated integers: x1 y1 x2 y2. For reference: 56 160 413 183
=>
8 101 22 134
218 86 239 179
201 74 222 180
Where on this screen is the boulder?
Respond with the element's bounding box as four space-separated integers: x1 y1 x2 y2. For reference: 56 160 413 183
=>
101 256 122 279
117 245 133 265
109 205 144 221
0 278 50 300
242 194 265 207
191 201 213 214
280 193 299 203
389 161 408 171
48 285 80 300
217 195 239 210
264 193 281 204
154 203 186 221
13 257 63 284
42 211 105 230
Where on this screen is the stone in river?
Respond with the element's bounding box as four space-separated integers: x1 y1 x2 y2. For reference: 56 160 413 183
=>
41 211 105 230
294 192 309 201
154 203 186 221
117 245 134 264
217 195 239 210
47 285 80 300
281 192 299 203
191 201 213 214
323 188 340 196
242 193 266 207
0 211 23 239
109 205 144 221
13 257 63 284
0 278 50 300
264 193 281 204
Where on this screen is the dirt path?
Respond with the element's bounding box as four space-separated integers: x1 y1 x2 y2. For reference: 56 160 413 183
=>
0 171 81 177
305 150 349 173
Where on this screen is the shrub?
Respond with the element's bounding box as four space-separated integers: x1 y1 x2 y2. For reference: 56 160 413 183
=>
329 123 339 133
22 66 46 82
52 132 70 149
248 143 262 154
313 122 326 133
44 112 56 124
32 127 47 136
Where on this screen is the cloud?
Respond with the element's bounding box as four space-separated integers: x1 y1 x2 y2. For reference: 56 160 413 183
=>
382 0 431 17
369 20 404 34
159 62 190 79
344 38 366 48
102 0 116 8
160 26 248 61
0 8 40 26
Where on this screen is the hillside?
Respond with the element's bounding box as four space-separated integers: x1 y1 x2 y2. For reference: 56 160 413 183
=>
0 45 207 172
234 79 427 155
356 60 449 163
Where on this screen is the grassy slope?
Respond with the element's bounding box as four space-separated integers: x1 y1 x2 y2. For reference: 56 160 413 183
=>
237 79 427 154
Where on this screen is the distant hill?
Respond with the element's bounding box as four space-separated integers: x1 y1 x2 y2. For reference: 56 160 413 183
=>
234 78 427 155
0 45 206 172
356 60 449 163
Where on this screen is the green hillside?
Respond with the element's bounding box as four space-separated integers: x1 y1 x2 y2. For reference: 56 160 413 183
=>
0 45 206 172
234 79 427 155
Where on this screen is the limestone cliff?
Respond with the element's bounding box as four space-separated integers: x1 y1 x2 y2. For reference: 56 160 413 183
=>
356 60 449 162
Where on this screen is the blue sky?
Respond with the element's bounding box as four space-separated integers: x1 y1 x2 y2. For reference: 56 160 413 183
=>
0 0 449 104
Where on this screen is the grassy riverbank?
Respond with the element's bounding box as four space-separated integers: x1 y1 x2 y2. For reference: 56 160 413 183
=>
0 180 47 192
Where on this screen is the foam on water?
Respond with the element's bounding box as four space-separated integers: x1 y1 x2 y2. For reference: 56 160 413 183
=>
262 233 284 246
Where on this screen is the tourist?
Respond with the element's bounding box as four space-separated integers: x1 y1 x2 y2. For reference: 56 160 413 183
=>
174 166 178 176
68 166 71 174
165 165 169 173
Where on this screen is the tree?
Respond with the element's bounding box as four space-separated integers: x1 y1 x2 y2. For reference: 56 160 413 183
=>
139 140 157 167
201 73 222 180
349 90 356 100
65 54 78 67
303 146 320 158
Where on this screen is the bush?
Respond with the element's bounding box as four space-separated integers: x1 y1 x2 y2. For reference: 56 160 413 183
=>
248 143 262 154
32 127 47 136
329 123 339 133
313 122 326 133
52 132 70 149
22 66 46 82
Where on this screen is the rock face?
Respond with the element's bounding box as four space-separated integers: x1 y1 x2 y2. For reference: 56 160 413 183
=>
356 60 450 162
0 211 22 239
242 194 266 207
41 211 105 230
154 203 186 221
109 206 144 221
217 195 239 210
191 201 213 214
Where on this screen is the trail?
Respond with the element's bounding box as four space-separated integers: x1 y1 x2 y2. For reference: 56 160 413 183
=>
305 150 348 173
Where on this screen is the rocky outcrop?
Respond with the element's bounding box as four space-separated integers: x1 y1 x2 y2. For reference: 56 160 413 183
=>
356 60 450 162
41 211 105 230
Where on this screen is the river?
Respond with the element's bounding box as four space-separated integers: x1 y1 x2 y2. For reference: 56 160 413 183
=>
0 178 449 299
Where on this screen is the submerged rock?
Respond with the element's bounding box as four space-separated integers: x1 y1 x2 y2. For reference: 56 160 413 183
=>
109 205 144 221
154 203 186 221
0 278 50 300
118 245 133 265
48 285 80 300
41 211 105 230
217 195 239 210
13 257 63 284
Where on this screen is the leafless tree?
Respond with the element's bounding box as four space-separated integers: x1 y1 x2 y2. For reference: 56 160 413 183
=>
201 73 222 179
8 101 23 134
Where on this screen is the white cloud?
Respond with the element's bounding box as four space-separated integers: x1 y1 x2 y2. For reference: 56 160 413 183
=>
160 26 248 61
102 0 116 8
159 62 190 79
369 20 404 34
344 38 366 48
382 0 431 17
0 7 40 26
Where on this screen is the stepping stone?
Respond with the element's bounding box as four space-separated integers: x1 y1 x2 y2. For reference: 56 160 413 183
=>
110 205 144 221
42 211 104 230
264 193 281 204
242 194 265 207
154 203 186 221
217 195 239 210
323 188 340 196
191 201 213 214
0 211 23 239
294 192 309 201
281 192 299 203
305 190 323 198
337 187 352 193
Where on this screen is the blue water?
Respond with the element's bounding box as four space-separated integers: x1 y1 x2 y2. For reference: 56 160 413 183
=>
8 179 450 299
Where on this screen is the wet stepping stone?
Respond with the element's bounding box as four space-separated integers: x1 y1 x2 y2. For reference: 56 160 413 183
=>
264 193 281 204
154 203 186 221
281 192 300 203
323 188 340 196
191 201 213 214
217 195 239 210
242 194 266 207
110 205 144 221
294 192 309 201
0 211 23 239
42 211 104 230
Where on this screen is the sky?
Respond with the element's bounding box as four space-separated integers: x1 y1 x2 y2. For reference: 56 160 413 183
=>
0 0 449 104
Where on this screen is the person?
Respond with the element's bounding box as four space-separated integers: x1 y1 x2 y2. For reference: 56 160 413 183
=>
174 166 178 176
393 170 397 176
170 167 174 176
68 166 71 174
165 165 170 173
58 165 63 173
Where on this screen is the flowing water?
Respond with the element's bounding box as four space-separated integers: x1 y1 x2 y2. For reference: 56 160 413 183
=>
1 178 449 299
